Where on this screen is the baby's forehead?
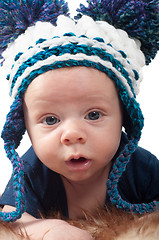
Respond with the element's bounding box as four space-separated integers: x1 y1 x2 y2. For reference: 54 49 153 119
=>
23 66 119 104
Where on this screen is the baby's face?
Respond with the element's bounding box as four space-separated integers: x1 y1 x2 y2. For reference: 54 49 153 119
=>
23 67 123 184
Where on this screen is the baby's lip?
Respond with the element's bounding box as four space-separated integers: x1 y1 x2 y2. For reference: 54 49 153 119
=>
66 154 89 162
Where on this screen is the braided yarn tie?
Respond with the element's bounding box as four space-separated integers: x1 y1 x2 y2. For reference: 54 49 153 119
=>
107 138 157 214
0 147 25 222
0 98 25 222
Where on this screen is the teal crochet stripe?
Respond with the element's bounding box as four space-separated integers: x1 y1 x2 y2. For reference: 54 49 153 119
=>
15 59 135 105
9 43 136 97
17 60 123 97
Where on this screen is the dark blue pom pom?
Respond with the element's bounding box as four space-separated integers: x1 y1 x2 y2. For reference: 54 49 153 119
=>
0 0 69 58
76 0 159 65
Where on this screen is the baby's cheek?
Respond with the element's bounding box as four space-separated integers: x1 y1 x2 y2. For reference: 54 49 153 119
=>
100 134 121 160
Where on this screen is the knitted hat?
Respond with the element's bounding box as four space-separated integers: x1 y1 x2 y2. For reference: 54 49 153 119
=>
0 0 159 222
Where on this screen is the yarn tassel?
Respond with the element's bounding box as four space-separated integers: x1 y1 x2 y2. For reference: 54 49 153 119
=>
76 0 159 64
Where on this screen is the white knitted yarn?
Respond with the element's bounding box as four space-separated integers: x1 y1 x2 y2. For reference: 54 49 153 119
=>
2 15 145 100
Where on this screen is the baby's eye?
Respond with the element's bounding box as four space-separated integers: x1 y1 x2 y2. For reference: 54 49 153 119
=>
43 116 60 125
86 111 102 121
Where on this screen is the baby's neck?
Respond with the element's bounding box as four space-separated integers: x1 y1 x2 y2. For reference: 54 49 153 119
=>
61 164 111 219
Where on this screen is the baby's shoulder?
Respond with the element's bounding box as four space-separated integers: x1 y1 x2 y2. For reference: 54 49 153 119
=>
118 145 159 203
130 145 159 169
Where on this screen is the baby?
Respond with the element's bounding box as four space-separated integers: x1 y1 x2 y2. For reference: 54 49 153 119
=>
0 0 159 239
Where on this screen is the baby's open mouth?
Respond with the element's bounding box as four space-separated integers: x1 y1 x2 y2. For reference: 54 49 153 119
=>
66 157 92 171
70 157 87 163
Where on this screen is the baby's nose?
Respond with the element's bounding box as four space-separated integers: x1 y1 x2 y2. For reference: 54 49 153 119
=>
61 127 87 145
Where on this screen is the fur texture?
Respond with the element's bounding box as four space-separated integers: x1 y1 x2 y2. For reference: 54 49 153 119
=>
0 221 26 240
1 208 159 240
68 207 159 240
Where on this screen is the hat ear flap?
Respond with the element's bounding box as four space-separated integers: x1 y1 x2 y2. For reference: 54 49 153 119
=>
0 97 25 221
1 97 25 150
120 92 144 141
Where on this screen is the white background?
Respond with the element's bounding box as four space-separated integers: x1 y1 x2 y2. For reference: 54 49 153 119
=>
0 0 159 194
